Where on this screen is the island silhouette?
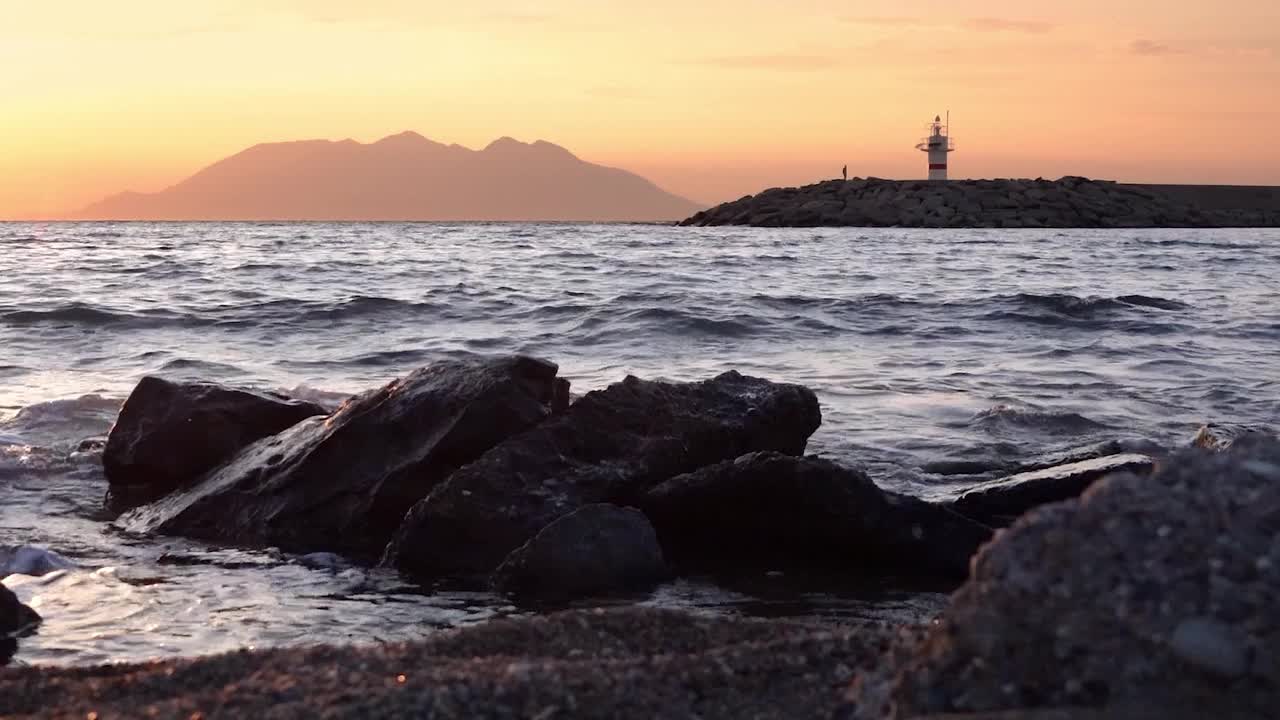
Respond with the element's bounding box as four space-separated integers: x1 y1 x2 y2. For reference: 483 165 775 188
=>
71 132 702 222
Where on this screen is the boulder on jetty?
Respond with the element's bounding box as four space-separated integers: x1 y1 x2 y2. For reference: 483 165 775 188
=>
119 356 564 558
386 371 821 577
0 584 40 637
680 177 1280 228
844 439 1280 719
950 452 1155 527
492 504 668 599
103 377 326 513
642 452 992 581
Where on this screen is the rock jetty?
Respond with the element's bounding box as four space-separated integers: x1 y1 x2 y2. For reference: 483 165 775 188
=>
680 177 1280 228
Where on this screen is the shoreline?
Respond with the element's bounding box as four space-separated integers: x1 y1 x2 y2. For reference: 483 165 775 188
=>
6 436 1275 718
0 608 883 719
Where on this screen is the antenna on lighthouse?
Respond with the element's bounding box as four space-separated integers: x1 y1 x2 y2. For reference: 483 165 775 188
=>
916 112 956 181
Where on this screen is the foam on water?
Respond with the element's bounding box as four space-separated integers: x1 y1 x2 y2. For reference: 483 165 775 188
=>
2 222 1278 666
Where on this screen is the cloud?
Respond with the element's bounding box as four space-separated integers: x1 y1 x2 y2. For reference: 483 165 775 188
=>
293 5 559 28
585 86 645 100
488 13 556 25
1129 39 1186 56
841 16 934 27
965 18 1054 34
164 21 247 37
843 16 1053 34
692 54 844 71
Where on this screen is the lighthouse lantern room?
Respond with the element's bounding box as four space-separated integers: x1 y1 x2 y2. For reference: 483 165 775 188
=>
916 113 956 181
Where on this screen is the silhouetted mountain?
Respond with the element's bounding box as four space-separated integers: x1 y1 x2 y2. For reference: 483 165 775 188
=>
72 133 701 221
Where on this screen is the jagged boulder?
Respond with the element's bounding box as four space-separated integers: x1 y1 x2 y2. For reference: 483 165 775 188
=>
641 452 992 581
845 440 1280 719
492 504 667 599
0 584 40 637
119 356 564 558
386 371 821 577
950 453 1155 527
103 377 327 513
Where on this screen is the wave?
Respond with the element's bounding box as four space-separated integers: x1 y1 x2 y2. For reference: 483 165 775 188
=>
1114 295 1190 311
750 293 920 313
966 403 1110 435
2 295 449 330
225 296 442 324
997 292 1188 317
0 395 121 448
154 358 253 377
344 349 436 367
567 306 763 342
0 303 186 328
1 545 76 579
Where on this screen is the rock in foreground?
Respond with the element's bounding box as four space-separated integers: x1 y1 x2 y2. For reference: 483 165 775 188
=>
387 371 821 577
643 452 992 582
846 440 1280 718
681 177 1280 228
492 504 668 599
0 584 40 638
0 608 888 719
950 453 1154 527
120 356 563 558
103 377 326 513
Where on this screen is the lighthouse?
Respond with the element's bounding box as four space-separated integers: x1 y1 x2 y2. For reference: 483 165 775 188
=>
916 113 955 181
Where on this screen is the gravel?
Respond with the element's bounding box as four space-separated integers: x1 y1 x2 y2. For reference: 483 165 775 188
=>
0 607 894 719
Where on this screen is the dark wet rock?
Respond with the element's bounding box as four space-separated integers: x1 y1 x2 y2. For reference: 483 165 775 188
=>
1192 422 1277 452
680 177 1280 228
0 583 40 637
921 458 1009 477
551 377 572 413
844 439 1280 719
103 376 326 513
950 453 1155 527
386 370 821 577
922 439 1165 486
492 504 667 599
642 452 992 582
1012 439 1163 474
120 356 563 558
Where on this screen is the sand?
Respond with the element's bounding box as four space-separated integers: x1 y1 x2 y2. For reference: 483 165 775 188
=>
0 607 893 719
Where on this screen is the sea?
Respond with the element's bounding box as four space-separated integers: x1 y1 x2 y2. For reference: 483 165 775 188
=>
1 222 1277 667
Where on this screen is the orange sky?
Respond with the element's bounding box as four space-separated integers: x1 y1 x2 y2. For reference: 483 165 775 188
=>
3 0 1278 217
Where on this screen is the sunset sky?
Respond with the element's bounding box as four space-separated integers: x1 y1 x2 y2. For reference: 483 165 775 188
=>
4 0 1278 217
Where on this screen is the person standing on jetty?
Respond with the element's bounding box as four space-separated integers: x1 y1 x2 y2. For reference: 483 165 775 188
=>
842 165 847 181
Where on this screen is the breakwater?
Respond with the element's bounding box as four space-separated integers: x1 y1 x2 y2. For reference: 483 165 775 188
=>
681 177 1280 228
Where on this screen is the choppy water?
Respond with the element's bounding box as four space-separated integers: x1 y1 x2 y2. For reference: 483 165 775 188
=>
2 222 1277 667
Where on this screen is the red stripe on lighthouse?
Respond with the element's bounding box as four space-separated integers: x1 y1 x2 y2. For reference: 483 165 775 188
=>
929 163 947 170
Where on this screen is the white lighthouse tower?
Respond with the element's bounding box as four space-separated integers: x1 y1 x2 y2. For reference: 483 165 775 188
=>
916 113 955 181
